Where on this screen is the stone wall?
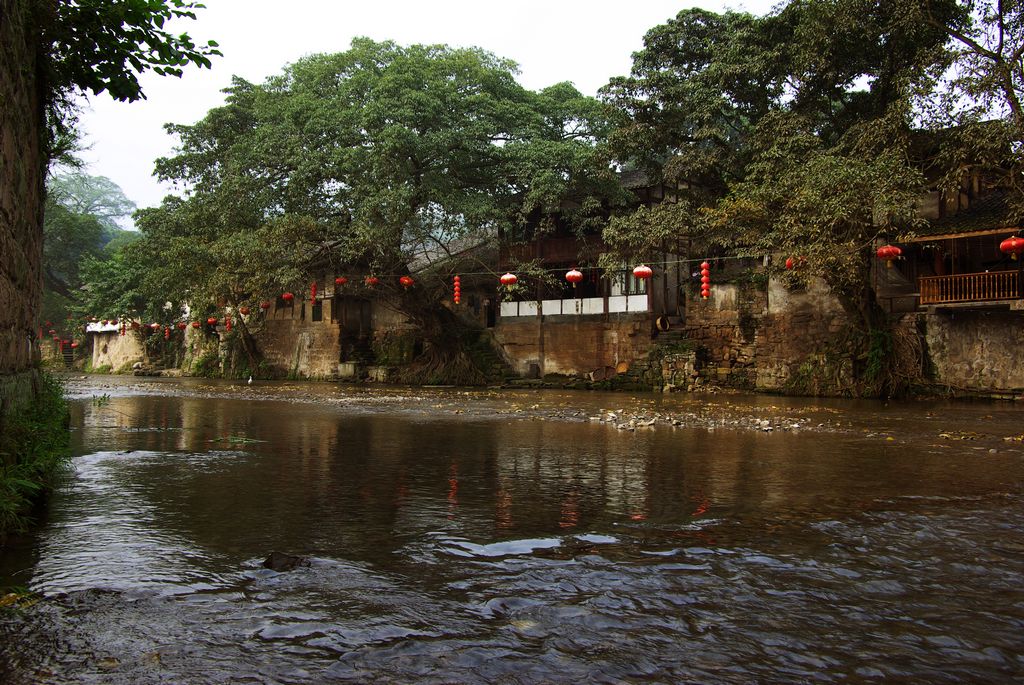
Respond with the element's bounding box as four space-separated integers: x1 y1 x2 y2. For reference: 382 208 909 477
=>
918 309 1024 394
91 331 146 372
493 313 654 378
676 279 852 391
252 298 410 378
0 0 45 411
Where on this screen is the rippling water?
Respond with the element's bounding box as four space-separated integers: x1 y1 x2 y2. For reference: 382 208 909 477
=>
1 375 1023 683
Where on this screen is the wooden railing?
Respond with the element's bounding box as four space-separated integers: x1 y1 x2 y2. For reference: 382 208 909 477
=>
918 270 1020 305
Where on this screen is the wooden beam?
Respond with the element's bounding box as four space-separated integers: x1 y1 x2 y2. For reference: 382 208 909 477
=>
904 227 1020 242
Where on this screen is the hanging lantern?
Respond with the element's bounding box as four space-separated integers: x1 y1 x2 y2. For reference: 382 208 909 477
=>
632 264 653 280
566 268 584 286
876 245 902 268
335 276 348 287
500 272 518 286
176 322 187 330
238 306 250 316
207 317 218 326
70 342 79 349
1000 235 1024 260
191 321 201 329
310 282 318 301
120 324 126 337
225 318 232 332
47 329 56 335
453 275 461 305
785 257 795 270
399 275 414 289
259 301 271 310
700 261 711 299
364 276 379 287
281 292 294 302
163 327 170 340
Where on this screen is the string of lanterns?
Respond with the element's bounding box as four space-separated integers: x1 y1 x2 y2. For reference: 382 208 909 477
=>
71 233 1024 340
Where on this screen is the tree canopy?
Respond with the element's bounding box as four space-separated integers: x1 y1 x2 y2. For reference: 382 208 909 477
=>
128 38 624 379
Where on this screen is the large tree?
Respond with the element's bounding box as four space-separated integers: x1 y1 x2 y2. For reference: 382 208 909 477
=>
599 1 973 395
137 38 624 382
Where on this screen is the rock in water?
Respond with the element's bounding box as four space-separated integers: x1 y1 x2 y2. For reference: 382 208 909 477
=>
262 552 310 571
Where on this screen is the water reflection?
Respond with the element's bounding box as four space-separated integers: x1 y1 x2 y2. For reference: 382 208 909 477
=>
0 377 1022 683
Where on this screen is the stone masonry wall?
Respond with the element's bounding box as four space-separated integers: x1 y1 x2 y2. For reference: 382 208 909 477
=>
91 331 146 372
494 314 654 378
681 279 853 392
0 0 45 414
252 300 341 378
919 309 1024 394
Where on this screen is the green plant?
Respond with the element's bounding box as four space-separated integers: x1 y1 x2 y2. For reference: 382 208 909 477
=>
191 351 219 378
0 373 71 537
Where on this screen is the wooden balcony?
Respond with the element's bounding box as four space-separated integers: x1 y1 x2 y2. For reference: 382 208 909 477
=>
919 270 1020 305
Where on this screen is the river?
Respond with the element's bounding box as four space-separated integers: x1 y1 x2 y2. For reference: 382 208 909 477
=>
1 375 1022 683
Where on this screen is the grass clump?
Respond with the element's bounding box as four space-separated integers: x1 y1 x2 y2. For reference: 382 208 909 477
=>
0 372 71 539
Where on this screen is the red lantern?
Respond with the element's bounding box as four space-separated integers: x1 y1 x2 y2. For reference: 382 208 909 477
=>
191 321 201 329
364 276 379 287
632 264 653 280
149 322 160 330
225 318 232 332
120 325 126 336
566 268 584 285
500 272 518 286
164 327 170 340
207 317 218 325
785 257 795 270
700 261 711 299
453 275 461 305
281 292 294 302
177 322 187 330
399 275 414 289
1000 235 1024 260
48 329 56 335
335 276 348 286
310 282 318 301
259 301 271 310
239 306 250 316
70 342 79 349
876 245 901 268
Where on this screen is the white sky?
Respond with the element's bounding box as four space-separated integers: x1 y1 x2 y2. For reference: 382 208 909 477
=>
74 0 779 219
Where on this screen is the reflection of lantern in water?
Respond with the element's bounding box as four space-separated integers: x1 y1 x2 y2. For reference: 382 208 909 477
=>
496 487 513 530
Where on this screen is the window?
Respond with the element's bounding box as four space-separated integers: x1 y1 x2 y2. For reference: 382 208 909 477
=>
312 302 323 322
618 271 648 296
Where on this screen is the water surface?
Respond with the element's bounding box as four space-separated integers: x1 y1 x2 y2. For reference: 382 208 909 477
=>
1 376 1022 683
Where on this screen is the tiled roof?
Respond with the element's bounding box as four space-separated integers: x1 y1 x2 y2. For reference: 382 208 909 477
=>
915 192 1018 237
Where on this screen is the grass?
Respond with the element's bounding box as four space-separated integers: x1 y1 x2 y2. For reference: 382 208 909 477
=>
0 372 71 538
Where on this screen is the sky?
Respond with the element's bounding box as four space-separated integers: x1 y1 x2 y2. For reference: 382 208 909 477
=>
73 0 780 220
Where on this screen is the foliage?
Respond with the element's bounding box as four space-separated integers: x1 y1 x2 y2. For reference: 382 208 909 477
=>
134 38 623 381
41 0 220 158
47 171 136 235
0 373 70 537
